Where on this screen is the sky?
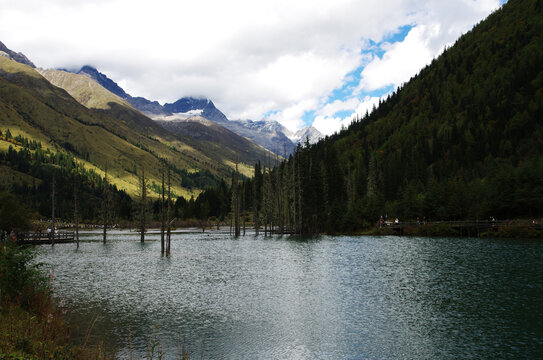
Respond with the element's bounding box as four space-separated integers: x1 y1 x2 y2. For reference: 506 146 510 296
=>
0 0 506 135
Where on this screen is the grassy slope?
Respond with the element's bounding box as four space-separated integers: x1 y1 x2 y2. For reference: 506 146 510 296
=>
0 57 208 198
38 66 268 177
37 68 132 110
158 117 276 177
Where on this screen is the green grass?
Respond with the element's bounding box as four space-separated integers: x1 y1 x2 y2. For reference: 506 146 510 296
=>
0 59 213 198
1 56 273 201
37 69 131 110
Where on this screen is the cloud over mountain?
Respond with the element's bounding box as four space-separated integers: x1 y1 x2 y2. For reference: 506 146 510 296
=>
0 0 503 134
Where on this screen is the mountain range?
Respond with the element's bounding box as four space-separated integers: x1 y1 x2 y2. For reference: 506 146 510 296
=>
71 65 322 154
0 42 286 200
0 41 35 68
2 0 541 228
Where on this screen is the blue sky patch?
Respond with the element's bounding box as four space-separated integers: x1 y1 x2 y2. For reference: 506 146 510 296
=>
301 24 414 126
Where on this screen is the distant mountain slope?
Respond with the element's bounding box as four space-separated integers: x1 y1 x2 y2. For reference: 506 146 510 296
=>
0 41 35 68
77 65 129 98
37 68 132 110
292 126 323 145
220 119 297 155
163 98 228 123
43 66 273 171
0 56 222 198
71 65 316 155
74 66 169 116
281 0 543 233
157 116 275 166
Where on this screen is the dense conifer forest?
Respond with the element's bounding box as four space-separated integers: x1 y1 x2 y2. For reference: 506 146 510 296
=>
229 0 543 235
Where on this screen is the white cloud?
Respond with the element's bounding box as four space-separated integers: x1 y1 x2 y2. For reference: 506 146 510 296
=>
312 96 382 136
359 24 438 92
313 115 343 137
317 97 361 118
268 99 318 133
354 96 382 117
0 0 502 131
358 0 501 92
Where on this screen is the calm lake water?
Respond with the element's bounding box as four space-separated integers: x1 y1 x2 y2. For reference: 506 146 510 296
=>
35 230 543 359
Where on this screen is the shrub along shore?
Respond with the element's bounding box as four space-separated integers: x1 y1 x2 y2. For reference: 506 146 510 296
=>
0 243 114 359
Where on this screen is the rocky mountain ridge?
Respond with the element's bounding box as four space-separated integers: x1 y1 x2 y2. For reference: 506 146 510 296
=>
0 41 35 68
72 65 322 154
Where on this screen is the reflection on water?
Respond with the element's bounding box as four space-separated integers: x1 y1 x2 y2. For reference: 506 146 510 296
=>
36 230 543 359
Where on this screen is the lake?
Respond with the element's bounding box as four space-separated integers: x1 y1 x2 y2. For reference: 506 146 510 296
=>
35 230 543 359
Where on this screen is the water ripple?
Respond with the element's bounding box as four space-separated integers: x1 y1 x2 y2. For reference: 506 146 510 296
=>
36 232 543 359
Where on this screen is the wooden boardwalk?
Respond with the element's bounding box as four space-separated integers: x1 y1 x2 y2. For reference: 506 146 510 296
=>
16 231 75 245
385 220 543 236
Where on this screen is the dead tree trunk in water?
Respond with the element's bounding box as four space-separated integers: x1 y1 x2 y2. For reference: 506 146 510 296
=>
166 167 172 256
102 168 110 244
161 168 165 255
242 182 246 236
74 178 79 249
139 167 148 243
232 155 241 237
292 155 296 235
296 154 302 235
253 176 259 236
262 163 267 236
51 170 55 247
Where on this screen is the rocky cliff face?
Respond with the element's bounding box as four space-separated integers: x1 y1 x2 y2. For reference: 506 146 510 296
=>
70 65 321 155
163 98 228 123
77 65 128 98
292 126 323 144
220 119 297 155
0 41 35 68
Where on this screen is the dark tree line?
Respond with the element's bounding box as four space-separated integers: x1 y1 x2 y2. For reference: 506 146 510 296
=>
212 0 543 235
2 0 542 236
274 0 543 232
0 136 131 223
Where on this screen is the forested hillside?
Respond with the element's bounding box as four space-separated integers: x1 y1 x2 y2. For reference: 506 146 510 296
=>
0 56 223 198
236 0 543 234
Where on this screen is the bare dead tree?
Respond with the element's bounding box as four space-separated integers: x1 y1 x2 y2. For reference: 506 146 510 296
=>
102 168 110 244
231 155 241 236
166 167 172 256
51 169 55 246
252 171 259 236
161 167 165 255
74 176 79 249
242 181 246 236
138 167 149 243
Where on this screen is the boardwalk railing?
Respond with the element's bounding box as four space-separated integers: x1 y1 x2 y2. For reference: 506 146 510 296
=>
384 219 543 236
16 231 75 244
